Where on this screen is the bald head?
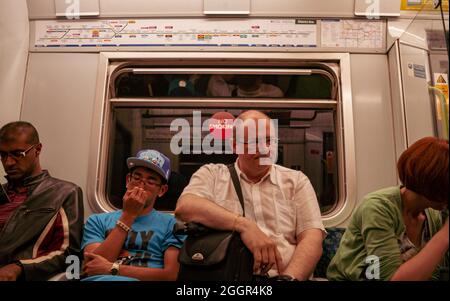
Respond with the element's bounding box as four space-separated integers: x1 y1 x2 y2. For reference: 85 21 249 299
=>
236 110 271 123
234 110 274 139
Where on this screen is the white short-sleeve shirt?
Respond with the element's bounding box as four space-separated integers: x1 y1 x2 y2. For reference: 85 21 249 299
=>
180 160 325 273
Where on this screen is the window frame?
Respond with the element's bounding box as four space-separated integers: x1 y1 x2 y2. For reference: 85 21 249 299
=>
110 67 338 99
87 52 356 227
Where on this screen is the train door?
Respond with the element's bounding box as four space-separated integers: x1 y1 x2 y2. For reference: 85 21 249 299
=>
388 2 449 158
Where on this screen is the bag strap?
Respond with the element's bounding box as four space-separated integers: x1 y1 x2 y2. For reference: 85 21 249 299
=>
227 164 245 217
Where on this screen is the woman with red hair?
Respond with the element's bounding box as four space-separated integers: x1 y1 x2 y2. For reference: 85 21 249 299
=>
327 137 448 281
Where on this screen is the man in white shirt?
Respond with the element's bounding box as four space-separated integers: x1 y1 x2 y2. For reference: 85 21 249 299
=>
175 110 325 281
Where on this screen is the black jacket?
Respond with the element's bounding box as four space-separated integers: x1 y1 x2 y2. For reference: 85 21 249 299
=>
0 171 84 280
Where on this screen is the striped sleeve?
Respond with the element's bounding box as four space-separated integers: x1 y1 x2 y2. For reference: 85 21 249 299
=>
19 186 84 280
20 208 70 265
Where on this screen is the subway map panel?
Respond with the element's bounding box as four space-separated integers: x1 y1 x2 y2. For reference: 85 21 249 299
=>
321 19 384 49
34 18 318 48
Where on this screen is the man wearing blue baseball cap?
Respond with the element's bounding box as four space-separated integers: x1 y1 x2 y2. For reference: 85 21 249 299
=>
80 149 184 281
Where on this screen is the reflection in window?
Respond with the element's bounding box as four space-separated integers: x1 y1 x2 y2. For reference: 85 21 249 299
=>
115 73 333 99
106 108 338 214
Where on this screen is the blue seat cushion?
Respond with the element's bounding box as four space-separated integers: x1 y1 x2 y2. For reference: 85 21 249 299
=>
314 227 346 278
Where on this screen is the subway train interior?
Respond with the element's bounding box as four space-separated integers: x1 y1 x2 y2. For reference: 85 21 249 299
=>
0 0 448 282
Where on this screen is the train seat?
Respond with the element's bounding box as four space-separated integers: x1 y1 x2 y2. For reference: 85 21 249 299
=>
49 226 347 281
313 227 345 280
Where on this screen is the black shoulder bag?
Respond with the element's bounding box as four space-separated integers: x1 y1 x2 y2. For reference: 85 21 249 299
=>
176 164 254 281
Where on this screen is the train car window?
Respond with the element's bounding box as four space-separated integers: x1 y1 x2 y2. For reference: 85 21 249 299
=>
106 68 339 215
114 72 335 100
107 107 338 214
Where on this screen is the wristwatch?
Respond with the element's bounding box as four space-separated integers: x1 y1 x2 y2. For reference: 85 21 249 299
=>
110 261 121 276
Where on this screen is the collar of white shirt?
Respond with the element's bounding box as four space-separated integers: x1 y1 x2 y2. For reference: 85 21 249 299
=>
234 159 277 185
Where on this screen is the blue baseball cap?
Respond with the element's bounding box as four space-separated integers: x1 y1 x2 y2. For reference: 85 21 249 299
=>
127 149 171 182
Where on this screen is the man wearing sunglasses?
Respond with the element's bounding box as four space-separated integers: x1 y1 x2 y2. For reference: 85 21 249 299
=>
81 149 184 281
0 121 84 281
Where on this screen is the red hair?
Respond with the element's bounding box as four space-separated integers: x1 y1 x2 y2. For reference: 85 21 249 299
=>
397 137 449 204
